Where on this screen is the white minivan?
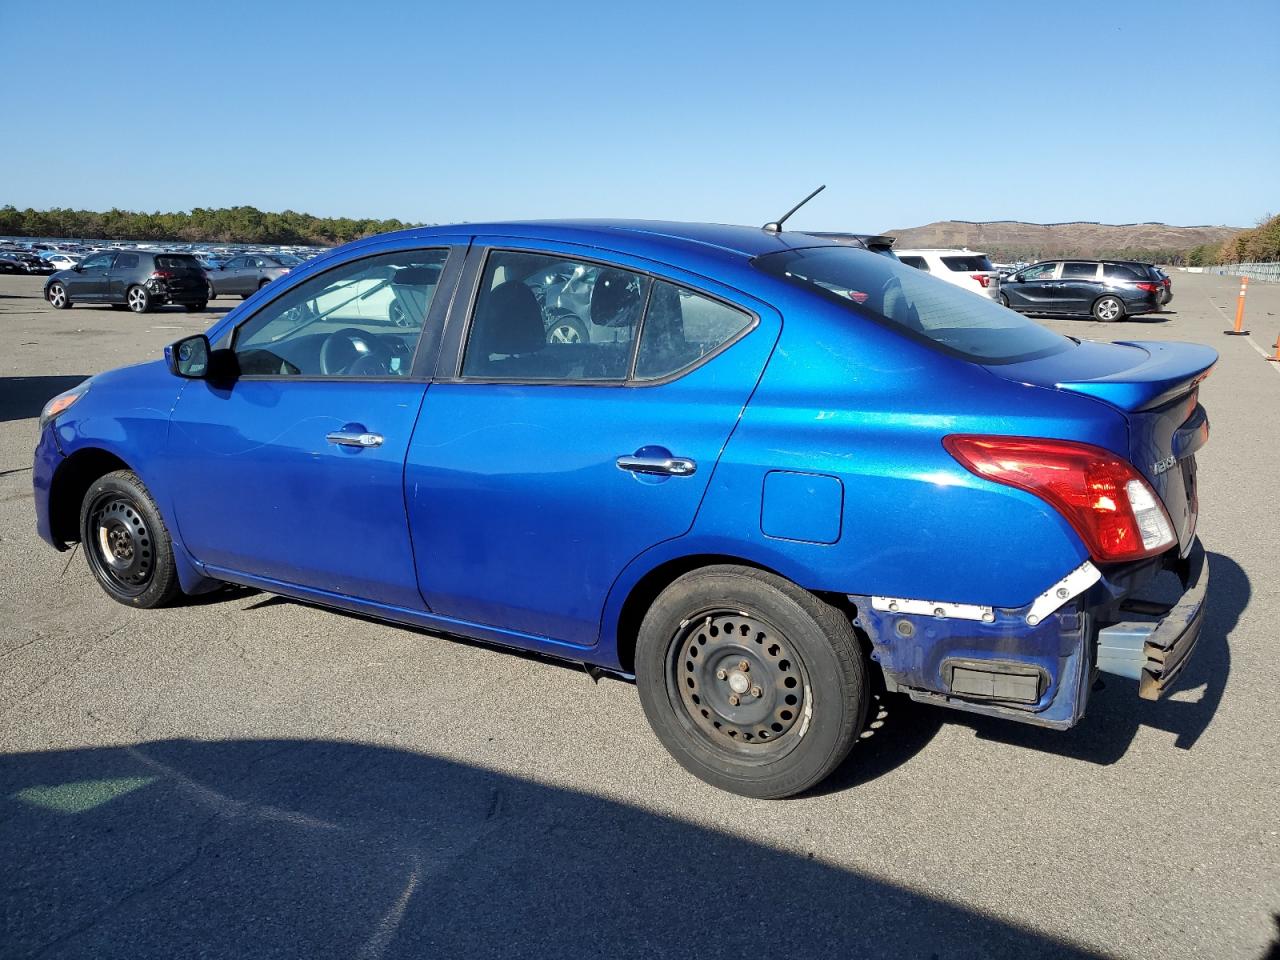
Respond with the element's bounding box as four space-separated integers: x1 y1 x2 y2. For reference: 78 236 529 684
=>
894 248 1000 299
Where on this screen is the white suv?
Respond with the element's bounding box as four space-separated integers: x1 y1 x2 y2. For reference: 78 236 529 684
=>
894 248 1000 299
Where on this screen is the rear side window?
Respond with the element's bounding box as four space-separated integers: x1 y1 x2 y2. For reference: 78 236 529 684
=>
755 246 1071 364
114 253 139 269
898 256 929 271
941 255 993 272
1103 263 1144 280
1062 262 1100 279
634 283 752 380
156 255 200 271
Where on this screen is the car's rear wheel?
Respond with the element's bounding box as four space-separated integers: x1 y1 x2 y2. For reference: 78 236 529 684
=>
635 565 868 798
546 313 588 345
126 285 152 314
998 293 1011 308
258 279 270 290
79 470 182 608
47 282 71 309
1093 295 1124 322
207 281 216 301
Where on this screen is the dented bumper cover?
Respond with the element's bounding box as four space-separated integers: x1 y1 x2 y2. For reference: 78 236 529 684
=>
849 537 1209 729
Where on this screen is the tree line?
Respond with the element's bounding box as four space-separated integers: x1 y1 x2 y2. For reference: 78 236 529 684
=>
0 205 417 246
1187 212 1280 265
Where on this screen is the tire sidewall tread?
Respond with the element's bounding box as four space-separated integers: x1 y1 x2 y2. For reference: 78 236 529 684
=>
78 469 182 608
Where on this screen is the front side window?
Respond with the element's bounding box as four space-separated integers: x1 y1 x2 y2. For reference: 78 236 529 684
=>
1020 262 1057 281
1062 262 1099 279
233 248 449 377
755 246 1071 365
79 253 114 271
462 251 648 381
634 282 753 380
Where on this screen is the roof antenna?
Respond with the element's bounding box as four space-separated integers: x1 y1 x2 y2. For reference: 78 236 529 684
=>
763 184 826 233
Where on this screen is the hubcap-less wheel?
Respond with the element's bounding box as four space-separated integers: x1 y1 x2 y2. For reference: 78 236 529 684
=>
48 283 67 308
86 495 154 596
127 286 149 313
669 610 809 755
1095 297 1122 321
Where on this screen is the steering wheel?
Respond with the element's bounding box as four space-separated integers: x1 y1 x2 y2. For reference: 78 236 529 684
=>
320 328 381 375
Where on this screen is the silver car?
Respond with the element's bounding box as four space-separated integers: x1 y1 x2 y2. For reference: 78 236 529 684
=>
207 253 301 299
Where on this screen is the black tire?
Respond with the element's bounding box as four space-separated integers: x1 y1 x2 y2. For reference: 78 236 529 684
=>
545 312 589 345
998 293 1010 308
206 281 216 301
46 281 71 309
79 470 183 608
635 565 868 799
126 285 152 314
186 302 207 313
258 279 271 290
1092 295 1124 322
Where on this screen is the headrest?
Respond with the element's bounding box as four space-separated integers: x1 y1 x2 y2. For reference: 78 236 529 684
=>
392 265 441 285
590 269 644 328
476 281 545 356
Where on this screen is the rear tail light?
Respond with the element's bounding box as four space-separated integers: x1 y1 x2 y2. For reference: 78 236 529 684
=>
971 274 993 288
1162 278 1172 287
1135 282 1158 293
151 270 175 280
943 435 1176 562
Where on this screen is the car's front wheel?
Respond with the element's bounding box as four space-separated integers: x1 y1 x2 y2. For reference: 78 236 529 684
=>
79 470 183 608
46 282 71 309
1093 295 1124 322
126 285 152 314
999 293 1011 308
636 565 868 798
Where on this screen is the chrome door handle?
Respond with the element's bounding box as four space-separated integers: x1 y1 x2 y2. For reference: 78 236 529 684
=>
326 431 384 448
616 455 697 477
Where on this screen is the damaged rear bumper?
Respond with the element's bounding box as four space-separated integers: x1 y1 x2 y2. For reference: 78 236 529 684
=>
849 537 1209 729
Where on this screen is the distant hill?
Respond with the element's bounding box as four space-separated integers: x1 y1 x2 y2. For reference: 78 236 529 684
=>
881 220 1244 263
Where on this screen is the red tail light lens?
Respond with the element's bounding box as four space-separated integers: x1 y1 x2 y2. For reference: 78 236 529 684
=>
943 435 1176 562
971 274 992 288
151 270 175 280
1135 282 1158 292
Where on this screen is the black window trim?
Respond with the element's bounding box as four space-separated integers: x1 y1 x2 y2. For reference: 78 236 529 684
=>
443 244 760 389
225 244 463 384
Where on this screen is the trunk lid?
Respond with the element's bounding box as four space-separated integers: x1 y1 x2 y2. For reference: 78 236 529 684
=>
987 339 1216 555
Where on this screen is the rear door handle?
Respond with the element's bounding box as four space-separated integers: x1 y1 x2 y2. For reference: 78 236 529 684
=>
616 454 697 477
327 431 384 448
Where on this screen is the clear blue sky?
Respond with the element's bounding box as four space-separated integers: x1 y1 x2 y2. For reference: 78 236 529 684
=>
2 0 1276 232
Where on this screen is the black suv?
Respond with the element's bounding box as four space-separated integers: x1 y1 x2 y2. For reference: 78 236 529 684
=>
996 260 1164 322
44 251 209 313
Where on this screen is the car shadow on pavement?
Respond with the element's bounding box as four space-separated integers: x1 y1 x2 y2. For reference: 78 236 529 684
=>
952 551 1242 764
0 738 1107 960
0 375 91 423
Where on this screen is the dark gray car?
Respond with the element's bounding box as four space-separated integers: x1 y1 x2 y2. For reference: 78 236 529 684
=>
996 260 1164 322
207 253 300 299
43 251 209 313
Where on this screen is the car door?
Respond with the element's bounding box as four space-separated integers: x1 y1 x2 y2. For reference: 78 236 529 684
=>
165 243 463 607
211 257 240 295
1058 261 1102 314
67 252 115 300
1003 261 1061 313
405 241 780 648
106 252 140 301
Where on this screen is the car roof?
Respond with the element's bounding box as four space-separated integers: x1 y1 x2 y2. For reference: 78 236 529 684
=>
366 220 843 264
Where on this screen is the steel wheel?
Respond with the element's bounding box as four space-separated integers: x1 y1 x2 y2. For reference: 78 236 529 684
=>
127 285 150 313
668 609 810 758
85 494 155 597
47 283 68 309
1093 296 1123 322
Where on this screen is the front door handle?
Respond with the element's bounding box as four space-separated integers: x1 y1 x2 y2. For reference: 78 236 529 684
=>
616 454 697 477
326 431 384 448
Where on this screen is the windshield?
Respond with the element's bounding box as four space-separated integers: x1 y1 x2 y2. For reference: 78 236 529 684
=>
754 246 1072 364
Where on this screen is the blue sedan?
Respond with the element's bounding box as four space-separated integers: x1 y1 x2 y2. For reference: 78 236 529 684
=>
33 221 1214 797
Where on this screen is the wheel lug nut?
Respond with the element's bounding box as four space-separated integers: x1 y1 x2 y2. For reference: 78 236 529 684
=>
750 686 763 698
738 660 750 671
716 669 728 681
728 694 740 707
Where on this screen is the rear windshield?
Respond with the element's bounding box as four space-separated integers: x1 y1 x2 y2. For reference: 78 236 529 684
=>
267 254 302 266
156 254 202 271
754 246 1072 364
941 255 993 272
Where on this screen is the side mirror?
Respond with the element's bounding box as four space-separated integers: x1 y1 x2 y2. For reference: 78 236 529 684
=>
72 264 84 272
165 334 211 379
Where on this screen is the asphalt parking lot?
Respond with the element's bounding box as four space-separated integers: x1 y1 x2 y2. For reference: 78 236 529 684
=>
1 271 1277 959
